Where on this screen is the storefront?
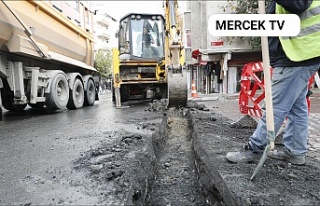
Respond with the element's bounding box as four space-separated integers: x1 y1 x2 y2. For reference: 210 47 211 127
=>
190 48 262 95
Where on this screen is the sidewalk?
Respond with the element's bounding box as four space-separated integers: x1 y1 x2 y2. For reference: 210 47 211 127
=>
190 88 320 133
189 88 320 205
193 88 320 159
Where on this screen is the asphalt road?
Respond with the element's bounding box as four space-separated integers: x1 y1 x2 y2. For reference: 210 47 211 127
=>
0 93 158 205
2 90 318 205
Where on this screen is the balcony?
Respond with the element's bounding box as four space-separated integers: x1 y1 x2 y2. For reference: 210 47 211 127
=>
97 33 110 41
95 16 110 28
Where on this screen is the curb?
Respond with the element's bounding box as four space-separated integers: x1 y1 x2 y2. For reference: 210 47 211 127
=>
188 96 219 102
192 133 237 205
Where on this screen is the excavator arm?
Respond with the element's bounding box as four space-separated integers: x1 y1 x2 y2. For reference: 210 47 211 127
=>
164 0 188 107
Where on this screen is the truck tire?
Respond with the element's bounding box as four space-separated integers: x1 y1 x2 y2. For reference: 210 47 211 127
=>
1 80 27 111
84 78 95 106
1 89 14 111
45 73 69 110
12 104 27 111
28 102 45 108
67 78 84 110
1 95 27 111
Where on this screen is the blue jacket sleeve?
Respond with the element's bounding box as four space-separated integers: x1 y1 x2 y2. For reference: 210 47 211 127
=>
274 0 312 14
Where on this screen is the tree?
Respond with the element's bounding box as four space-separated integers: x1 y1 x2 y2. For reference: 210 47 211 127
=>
94 49 113 79
220 0 272 49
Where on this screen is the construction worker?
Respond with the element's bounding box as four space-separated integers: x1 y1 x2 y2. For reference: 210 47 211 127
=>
136 22 154 57
136 21 160 58
226 0 320 165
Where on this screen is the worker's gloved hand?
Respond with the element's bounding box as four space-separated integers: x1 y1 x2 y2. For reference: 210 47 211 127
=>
146 33 154 45
307 90 313 97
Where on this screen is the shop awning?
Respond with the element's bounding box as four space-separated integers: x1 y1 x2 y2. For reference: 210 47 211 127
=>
191 49 207 65
199 48 245 55
199 61 207 65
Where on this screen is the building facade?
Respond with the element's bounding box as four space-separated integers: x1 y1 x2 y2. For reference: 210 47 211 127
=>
183 1 262 95
93 2 118 51
91 2 118 91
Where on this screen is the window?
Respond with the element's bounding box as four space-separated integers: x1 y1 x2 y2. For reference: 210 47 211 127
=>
131 17 164 58
119 18 130 54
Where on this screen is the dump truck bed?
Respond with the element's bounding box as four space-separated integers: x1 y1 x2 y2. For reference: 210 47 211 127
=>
0 1 95 71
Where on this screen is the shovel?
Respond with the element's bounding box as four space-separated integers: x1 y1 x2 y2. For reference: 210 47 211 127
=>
250 0 275 181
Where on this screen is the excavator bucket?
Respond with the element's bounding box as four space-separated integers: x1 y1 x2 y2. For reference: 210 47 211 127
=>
167 69 188 107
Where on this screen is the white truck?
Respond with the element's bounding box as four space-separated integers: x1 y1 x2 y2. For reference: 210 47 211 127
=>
0 0 98 120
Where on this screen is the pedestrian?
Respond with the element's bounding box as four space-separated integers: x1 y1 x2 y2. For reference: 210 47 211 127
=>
226 0 320 165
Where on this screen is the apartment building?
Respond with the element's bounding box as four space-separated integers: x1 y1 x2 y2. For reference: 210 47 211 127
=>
93 2 117 51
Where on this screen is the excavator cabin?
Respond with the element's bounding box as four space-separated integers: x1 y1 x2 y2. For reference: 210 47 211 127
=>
118 14 165 60
112 13 168 104
113 0 188 108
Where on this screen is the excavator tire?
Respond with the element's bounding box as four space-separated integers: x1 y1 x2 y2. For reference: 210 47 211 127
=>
120 85 130 102
155 84 167 99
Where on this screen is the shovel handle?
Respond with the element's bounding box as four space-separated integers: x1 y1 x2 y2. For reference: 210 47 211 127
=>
250 1 276 180
259 1 275 148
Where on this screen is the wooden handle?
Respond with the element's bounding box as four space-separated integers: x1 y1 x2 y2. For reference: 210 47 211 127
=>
258 1 275 150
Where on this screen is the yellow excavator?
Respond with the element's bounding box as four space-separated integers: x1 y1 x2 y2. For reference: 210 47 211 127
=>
112 0 187 107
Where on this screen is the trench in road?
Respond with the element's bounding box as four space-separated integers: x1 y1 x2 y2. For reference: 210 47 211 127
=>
70 98 225 205
146 109 223 206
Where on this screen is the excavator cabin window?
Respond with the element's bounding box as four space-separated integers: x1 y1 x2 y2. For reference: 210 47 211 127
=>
118 14 165 60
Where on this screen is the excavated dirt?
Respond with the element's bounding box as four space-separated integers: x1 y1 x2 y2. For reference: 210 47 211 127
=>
72 129 155 205
147 108 221 206
72 99 320 205
72 100 222 205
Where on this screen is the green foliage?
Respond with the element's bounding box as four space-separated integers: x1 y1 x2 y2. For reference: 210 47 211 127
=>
94 49 113 78
220 0 272 49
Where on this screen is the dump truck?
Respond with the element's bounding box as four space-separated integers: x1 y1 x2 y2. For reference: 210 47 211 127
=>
0 0 98 119
112 0 188 107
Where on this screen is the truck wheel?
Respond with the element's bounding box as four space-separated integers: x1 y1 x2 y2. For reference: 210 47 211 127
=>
1 81 27 111
84 78 95 106
28 102 45 108
1 91 14 111
45 73 69 110
67 78 84 110
12 104 27 111
1 93 27 111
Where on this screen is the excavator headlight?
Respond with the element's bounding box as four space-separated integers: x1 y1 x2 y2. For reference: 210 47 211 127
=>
157 16 162 20
131 15 136 19
152 16 156 20
136 15 141 20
